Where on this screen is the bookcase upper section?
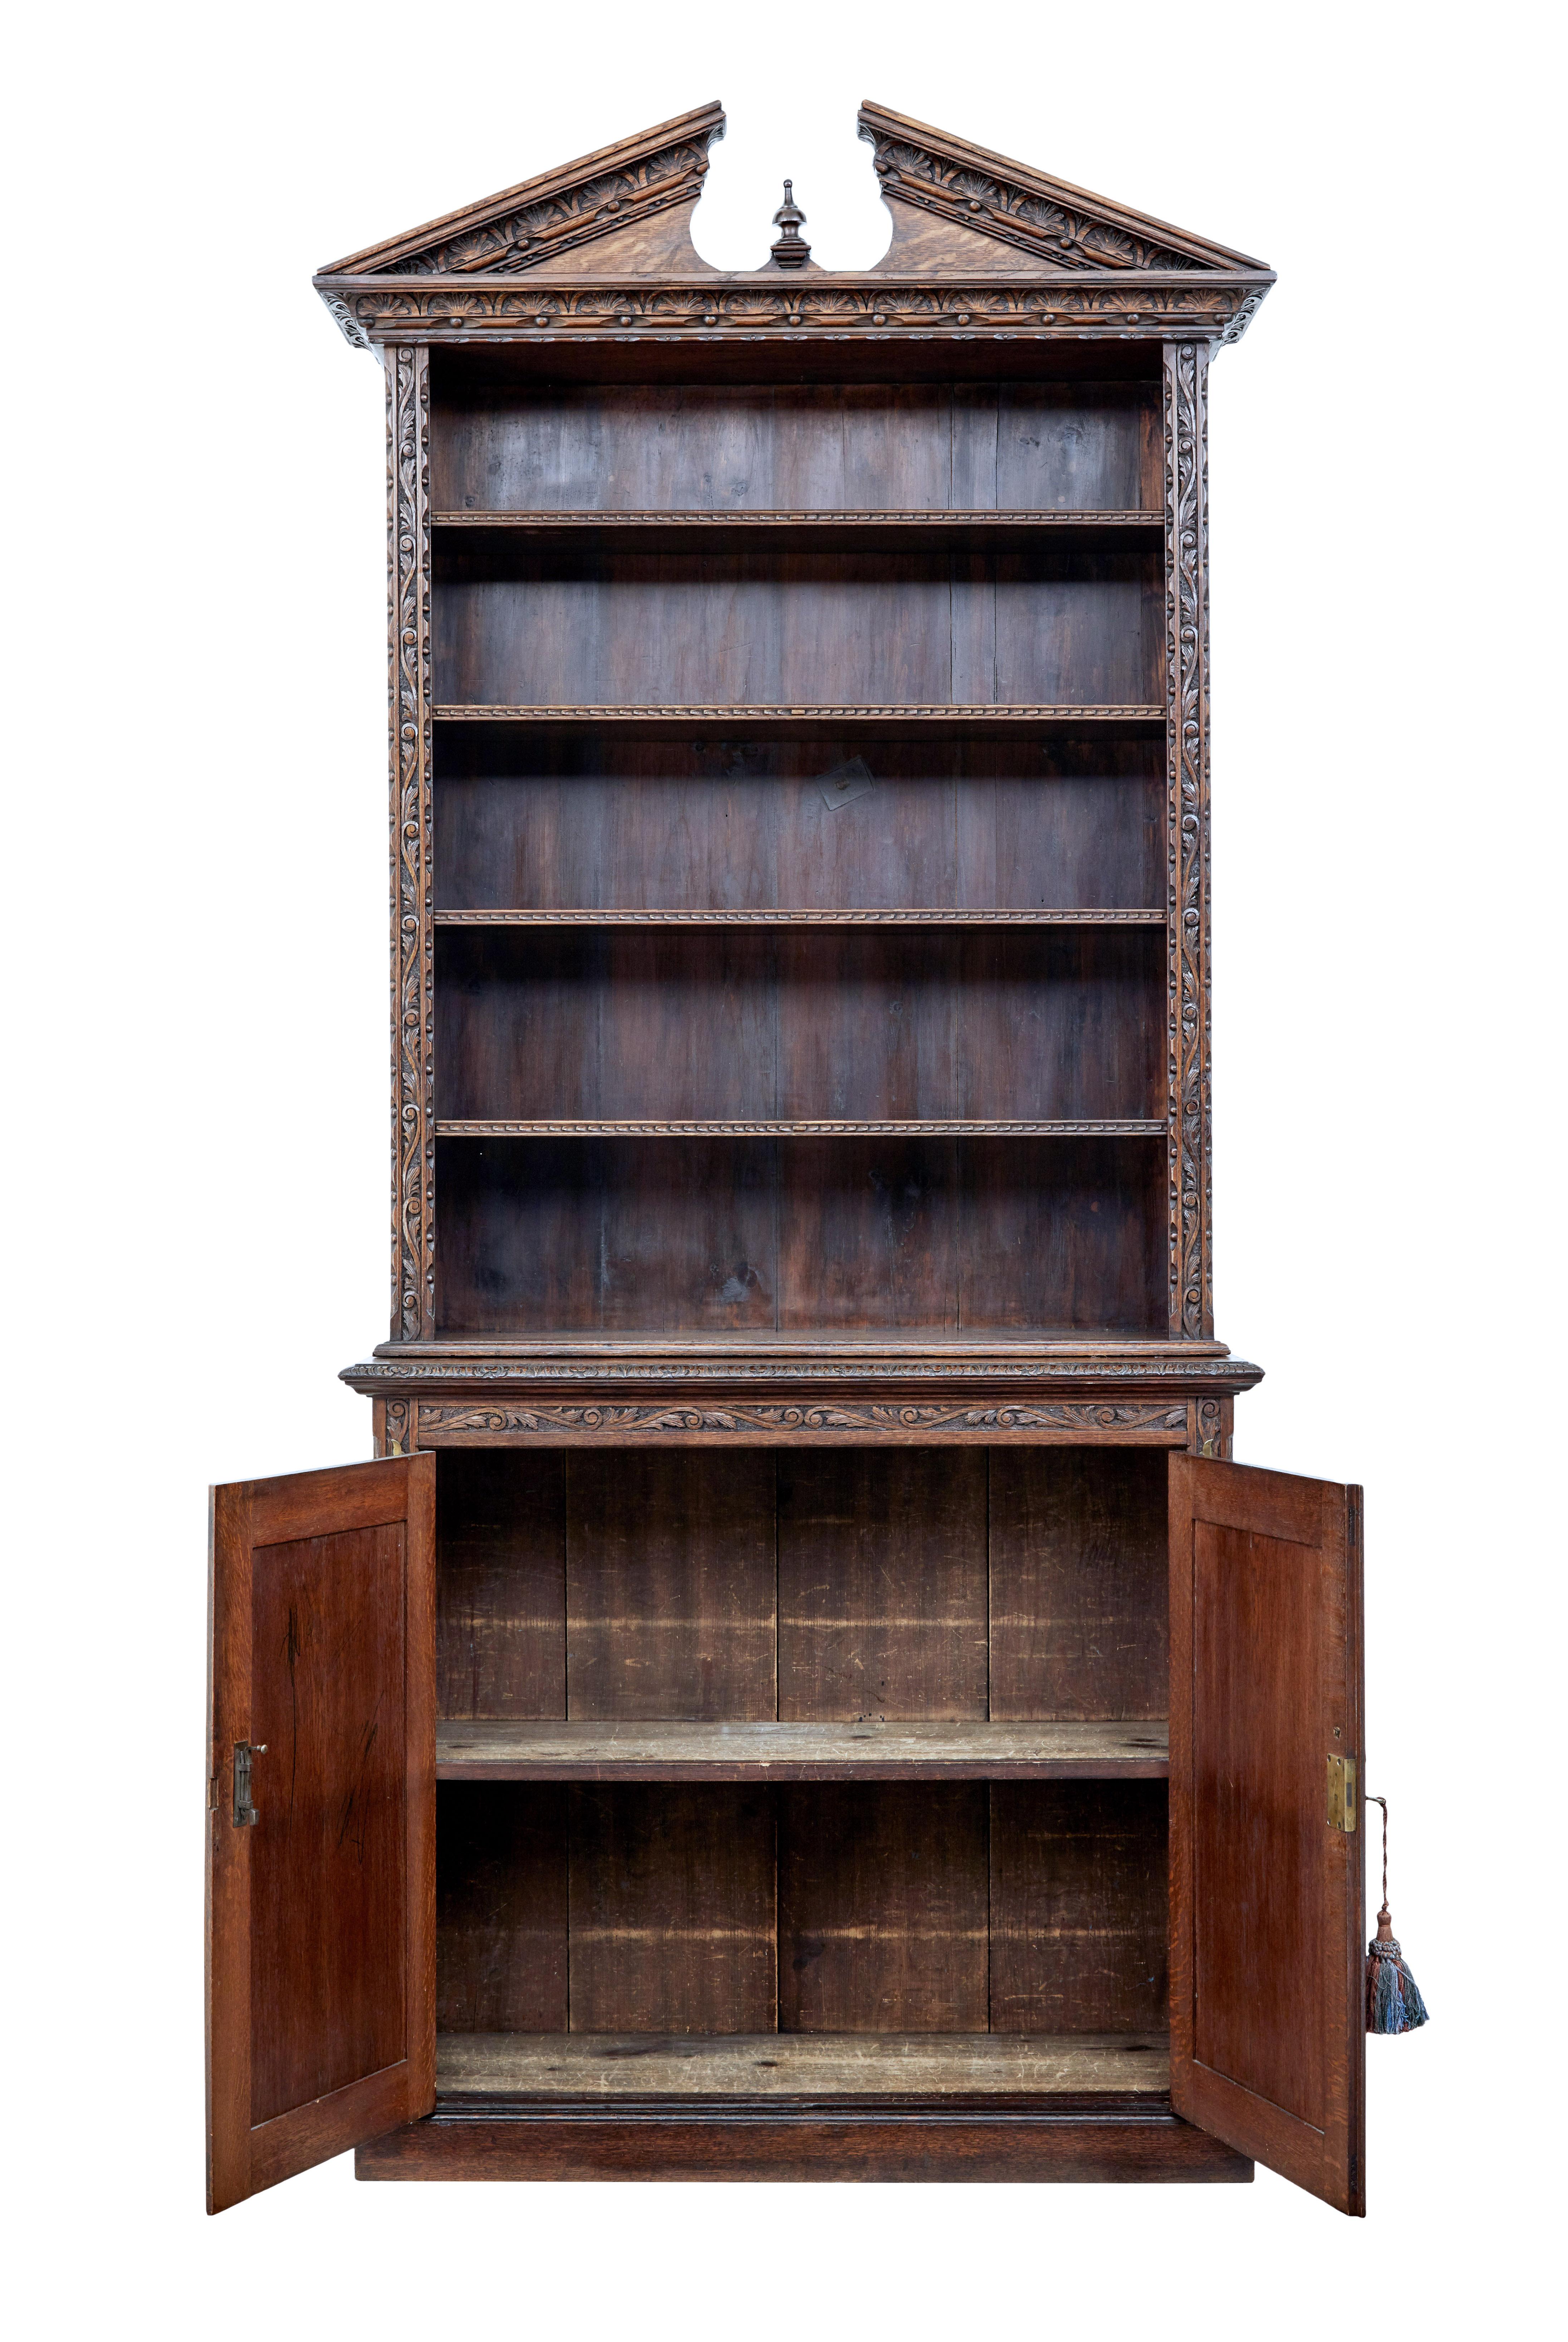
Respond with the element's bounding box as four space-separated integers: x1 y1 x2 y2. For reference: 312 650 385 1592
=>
314 100 1274 354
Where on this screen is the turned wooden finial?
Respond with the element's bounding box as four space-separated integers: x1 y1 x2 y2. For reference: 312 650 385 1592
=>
770 179 811 269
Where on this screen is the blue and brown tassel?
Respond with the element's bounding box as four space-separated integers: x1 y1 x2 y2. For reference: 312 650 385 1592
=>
1365 1794 1429 2035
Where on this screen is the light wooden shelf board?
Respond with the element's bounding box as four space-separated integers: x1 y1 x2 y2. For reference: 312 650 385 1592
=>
437 1718 1170 1780
437 2031 1171 2100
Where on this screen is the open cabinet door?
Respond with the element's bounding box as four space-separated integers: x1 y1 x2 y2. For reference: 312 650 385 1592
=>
1168 1454 1366 2215
206 1455 436 2211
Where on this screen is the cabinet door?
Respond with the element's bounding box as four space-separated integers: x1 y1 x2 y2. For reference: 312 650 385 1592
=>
206 1455 436 2212
1168 1454 1365 2215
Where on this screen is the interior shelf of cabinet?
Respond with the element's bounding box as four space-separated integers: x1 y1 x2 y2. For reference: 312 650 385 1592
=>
432 907 1167 928
436 2032 1171 2100
436 1718 1170 1781
433 1117 1168 1138
433 703 1167 725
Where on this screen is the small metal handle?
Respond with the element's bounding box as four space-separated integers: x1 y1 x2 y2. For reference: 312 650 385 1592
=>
233 1741 266 1828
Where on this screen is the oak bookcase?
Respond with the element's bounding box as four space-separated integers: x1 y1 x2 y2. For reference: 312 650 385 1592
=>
206 102 1368 2214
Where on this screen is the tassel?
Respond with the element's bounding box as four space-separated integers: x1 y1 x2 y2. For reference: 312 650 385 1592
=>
1365 1794 1430 2034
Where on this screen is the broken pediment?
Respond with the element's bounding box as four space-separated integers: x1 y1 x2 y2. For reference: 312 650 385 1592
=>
318 101 726 280
858 99 1266 275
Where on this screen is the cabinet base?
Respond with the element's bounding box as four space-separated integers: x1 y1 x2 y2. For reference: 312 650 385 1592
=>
356 2098 1253 2184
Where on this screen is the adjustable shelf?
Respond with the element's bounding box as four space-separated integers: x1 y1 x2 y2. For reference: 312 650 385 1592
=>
437 1718 1170 1781
436 2033 1171 2100
433 908 1166 928
434 1118 1168 1138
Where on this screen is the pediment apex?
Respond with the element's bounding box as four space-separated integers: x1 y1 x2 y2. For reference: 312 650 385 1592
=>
858 99 1269 275
318 101 726 280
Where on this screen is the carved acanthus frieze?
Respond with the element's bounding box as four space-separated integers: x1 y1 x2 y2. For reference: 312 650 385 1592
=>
320 274 1269 351
411 1399 1194 1443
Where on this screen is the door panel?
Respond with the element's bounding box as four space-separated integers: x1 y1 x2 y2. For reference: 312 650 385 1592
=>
1168 1454 1364 2215
207 1456 436 2212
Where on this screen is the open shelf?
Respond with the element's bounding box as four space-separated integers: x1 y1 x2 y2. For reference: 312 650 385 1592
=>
434 509 1162 553
436 1119 1168 1138
436 2032 1170 2101
437 703 1166 724
437 1718 1170 1781
433 907 1165 928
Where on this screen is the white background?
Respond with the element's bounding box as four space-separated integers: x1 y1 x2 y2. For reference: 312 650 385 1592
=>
7 0 1561 2331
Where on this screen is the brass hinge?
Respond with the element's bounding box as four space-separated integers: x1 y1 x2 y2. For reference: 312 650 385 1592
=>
1326 1753 1357 1831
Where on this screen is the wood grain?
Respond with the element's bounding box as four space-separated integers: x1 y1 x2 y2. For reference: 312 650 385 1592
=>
567 1785 777 2033
434 726 1165 916
436 1783 568 2031
1168 1456 1365 2215
988 1781 1168 2032
436 1449 565 1718
779 1783 989 2032
566 1452 776 1719
436 1718 1170 1779
436 2031 1169 2096
777 1448 988 1718
206 1455 435 2212
989 1448 1168 1717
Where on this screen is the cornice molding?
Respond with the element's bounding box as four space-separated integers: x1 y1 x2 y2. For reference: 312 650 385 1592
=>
315 270 1271 351
342 1354 1264 1396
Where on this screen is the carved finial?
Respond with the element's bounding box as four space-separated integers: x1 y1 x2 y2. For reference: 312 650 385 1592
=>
769 179 811 269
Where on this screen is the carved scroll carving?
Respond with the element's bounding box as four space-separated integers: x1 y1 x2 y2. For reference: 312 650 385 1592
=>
1194 1397 1233 1460
389 344 433 1340
1165 342 1212 1340
413 1400 1192 1442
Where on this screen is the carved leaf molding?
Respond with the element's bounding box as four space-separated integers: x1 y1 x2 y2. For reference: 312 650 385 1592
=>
861 129 1215 274
411 1400 1192 1439
385 134 718 277
326 278 1266 349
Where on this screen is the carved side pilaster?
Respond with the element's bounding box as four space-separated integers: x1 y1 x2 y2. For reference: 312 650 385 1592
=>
1165 342 1212 1339
388 345 434 1339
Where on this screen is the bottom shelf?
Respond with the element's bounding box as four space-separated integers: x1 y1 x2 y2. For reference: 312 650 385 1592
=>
362 2033 1249 2183
438 2031 1169 2099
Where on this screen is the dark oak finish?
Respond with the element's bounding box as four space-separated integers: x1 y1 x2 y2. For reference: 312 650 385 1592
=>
357 2104 1252 2184
567 1785 778 2033
1167 1456 1365 2215
779 1783 990 2032
202 99 1375 2213
206 1455 436 2210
